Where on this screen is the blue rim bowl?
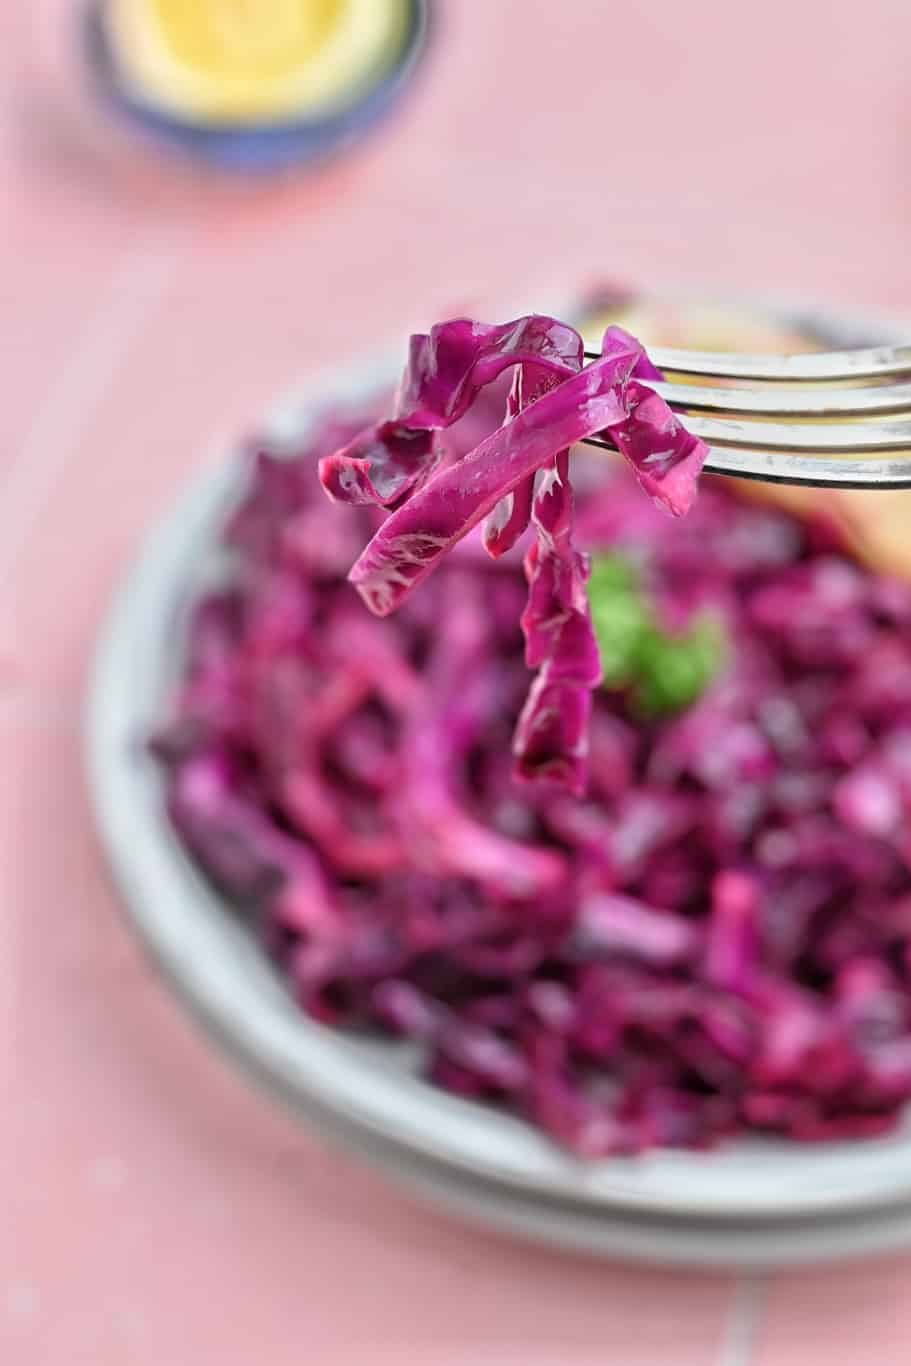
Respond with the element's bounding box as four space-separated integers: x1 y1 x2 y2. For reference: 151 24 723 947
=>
82 0 432 174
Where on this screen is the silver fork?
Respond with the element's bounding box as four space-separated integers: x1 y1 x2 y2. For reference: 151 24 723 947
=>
580 342 911 488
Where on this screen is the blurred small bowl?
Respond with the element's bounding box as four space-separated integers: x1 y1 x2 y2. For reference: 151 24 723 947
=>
81 0 432 174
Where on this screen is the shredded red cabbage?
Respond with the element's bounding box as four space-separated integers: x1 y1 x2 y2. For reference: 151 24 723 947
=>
320 319 708 793
156 373 911 1155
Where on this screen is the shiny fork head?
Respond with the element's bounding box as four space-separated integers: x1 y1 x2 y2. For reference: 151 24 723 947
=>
581 343 911 488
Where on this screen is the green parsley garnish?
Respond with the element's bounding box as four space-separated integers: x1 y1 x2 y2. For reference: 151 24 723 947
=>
587 552 726 715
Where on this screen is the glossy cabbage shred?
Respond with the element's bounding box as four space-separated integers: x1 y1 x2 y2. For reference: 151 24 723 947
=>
156 380 911 1156
319 318 708 793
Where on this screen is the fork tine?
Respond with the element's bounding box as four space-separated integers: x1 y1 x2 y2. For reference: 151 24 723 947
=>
681 415 911 453
648 378 911 418
583 342 911 382
580 435 911 488
577 339 911 488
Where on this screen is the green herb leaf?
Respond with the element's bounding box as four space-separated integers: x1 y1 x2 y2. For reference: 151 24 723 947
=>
632 616 726 716
587 552 640 599
586 553 649 687
587 552 726 715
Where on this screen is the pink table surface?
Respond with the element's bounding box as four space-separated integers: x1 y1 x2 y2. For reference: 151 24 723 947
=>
5 2 911 1362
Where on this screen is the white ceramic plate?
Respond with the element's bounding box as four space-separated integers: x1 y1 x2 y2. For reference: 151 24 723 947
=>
87 301 911 1241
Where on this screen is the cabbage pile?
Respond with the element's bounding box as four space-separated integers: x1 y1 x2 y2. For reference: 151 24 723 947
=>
157 323 911 1154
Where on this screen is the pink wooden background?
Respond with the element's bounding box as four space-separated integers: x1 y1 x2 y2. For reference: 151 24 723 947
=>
4 1 911 1361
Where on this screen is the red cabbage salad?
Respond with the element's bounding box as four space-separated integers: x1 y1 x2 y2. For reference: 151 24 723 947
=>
320 318 708 794
157 313 911 1155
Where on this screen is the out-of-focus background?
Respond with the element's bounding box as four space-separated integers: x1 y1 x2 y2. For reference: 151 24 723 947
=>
5 1 911 1362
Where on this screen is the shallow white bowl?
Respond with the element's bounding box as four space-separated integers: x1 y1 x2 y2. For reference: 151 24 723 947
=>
87 303 911 1255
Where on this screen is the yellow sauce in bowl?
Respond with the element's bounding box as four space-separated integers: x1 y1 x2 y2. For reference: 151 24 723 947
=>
104 0 410 126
